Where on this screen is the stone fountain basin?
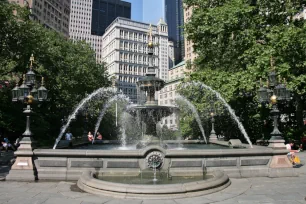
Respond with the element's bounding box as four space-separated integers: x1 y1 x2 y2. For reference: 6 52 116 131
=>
77 170 230 199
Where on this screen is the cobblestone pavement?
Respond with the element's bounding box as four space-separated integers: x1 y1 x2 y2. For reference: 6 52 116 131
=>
0 152 305 204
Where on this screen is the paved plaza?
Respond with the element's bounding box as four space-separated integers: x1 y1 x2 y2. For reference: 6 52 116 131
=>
0 151 305 204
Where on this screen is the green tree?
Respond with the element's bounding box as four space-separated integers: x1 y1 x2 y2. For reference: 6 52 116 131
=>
182 0 306 142
0 2 112 145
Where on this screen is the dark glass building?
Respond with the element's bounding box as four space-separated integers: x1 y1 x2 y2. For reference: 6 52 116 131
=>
165 0 184 64
92 0 131 36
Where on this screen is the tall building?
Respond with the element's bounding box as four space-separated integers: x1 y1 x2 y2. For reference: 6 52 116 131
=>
8 0 71 37
69 0 131 63
102 17 169 103
91 0 131 36
165 0 184 64
121 0 143 22
168 41 175 68
69 0 103 62
184 5 197 63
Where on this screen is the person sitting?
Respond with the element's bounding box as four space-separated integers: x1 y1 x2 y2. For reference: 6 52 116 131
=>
96 132 102 140
87 131 94 142
1 141 8 152
286 142 301 165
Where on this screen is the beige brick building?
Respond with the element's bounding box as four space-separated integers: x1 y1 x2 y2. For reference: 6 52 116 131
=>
9 0 70 37
183 6 197 63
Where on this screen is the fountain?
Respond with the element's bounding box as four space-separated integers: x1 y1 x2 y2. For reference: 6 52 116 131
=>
126 38 177 148
9 25 296 199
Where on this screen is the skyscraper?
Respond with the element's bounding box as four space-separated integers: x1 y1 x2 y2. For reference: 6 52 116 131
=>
184 5 197 63
165 0 184 64
69 0 131 63
8 0 70 37
91 0 131 36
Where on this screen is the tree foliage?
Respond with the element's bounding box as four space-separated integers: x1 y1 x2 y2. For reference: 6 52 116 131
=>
0 2 112 145
182 0 306 142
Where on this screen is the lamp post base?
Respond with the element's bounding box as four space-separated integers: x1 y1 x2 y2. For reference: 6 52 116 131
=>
6 137 37 181
209 133 218 143
6 156 37 181
268 139 286 149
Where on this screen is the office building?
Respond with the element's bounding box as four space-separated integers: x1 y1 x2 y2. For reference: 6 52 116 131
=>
9 0 70 37
69 0 131 63
91 0 131 36
102 17 169 102
165 0 184 64
184 5 197 63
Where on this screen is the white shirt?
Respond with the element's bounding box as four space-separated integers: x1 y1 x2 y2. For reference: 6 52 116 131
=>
286 144 291 150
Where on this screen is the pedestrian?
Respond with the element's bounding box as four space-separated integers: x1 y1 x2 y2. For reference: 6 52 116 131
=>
286 142 300 165
96 132 102 140
88 131 93 142
1 141 8 152
65 132 73 147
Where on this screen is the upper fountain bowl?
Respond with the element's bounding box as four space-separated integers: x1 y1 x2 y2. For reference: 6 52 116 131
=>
137 76 165 92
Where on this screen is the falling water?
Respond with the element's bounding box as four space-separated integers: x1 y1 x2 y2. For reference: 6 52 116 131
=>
176 95 208 144
183 82 253 148
92 94 130 144
120 112 129 147
53 87 116 149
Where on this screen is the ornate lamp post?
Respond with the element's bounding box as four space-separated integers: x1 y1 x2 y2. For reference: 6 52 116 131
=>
7 54 48 181
257 57 291 149
209 112 218 142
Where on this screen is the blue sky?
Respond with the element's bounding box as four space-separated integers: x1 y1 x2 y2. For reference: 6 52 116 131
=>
143 0 164 24
124 0 143 22
124 0 164 24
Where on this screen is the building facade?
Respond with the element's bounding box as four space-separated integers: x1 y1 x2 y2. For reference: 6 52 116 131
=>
91 0 131 36
69 0 131 63
102 17 169 103
69 0 103 63
158 61 186 129
165 0 184 64
183 5 197 63
168 41 175 69
9 0 70 37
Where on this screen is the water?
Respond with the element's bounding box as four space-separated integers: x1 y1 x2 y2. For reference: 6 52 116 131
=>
92 93 130 144
120 112 129 147
182 82 253 148
75 143 230 150
176 95 208 144
98 172 214 185
53 87 116 149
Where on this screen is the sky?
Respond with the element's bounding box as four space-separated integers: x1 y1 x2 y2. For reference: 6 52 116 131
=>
124 0 164 24
142 0 164 24
124 0 143 22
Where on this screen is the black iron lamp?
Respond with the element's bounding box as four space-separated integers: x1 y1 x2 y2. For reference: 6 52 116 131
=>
258 79 269 103
38 77 48 102
257 56 292 149
18 75 30 101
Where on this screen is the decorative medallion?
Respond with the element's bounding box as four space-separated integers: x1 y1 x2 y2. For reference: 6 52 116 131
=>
145 151 164 169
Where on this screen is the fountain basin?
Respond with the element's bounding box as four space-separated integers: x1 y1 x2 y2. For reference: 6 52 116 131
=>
31 143 297 182
77 170 230 199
